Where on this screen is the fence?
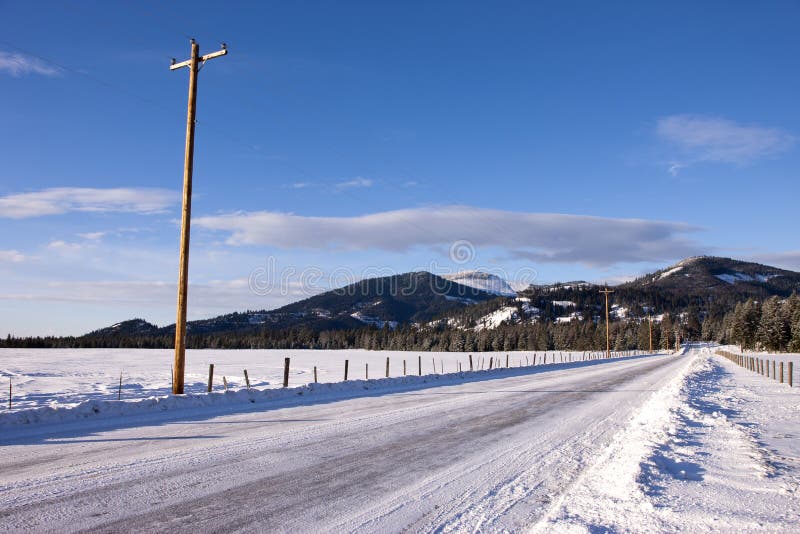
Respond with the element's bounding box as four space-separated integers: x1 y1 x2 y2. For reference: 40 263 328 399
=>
716 350 794 388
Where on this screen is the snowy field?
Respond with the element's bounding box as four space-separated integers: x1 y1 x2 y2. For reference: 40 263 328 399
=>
0 347 623 412
1 345 798 532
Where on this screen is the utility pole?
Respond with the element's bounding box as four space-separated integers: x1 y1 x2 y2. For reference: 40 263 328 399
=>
648 314 653 353
599 287 614 359
169 39 227 394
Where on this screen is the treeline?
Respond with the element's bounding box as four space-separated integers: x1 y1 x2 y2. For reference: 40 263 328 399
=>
1 314 682 352
6 295 798 352
702 294 800 352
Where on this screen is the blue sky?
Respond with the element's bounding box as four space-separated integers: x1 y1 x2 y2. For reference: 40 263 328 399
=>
1 0 799 336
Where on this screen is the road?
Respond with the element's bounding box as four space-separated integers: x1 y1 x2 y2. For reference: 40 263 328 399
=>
0 353 690 533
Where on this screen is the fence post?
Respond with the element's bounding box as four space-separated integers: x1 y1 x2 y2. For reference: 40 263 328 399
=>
489 357 493 370
244 369 251 390
207 364 214 392
469 354 474 371
223 376 228 391
403 359 407 375
118 371 123 400
418 355 422 376
773 360 776 380
283 357 290 388
313 366 318 383
432 357 436 374
7 378 10 410
344 360 349 381
780 362 784 384
506 354 509 368
366 363 369 380
386 357 390 378
789 362 793 387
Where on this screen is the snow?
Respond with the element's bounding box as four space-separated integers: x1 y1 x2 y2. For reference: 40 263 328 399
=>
551 300 576 307
442 271 517 297
0 350 673 532
507 280 534 292
349 311 399 329
555 311 583 323
659 265 683 279
473 298 540 330
1 345 797 532
0 348 621 417
715 272 778 284
475 306 518 330
537 344 800 532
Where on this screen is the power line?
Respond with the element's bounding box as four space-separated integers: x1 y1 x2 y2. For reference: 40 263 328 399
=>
0 39 176 115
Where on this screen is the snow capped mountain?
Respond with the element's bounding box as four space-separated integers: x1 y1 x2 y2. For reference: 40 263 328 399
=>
83 257 800 341
442 271 518 297
623 256 800 296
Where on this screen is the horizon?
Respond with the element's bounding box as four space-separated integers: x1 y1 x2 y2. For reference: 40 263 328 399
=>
11 253 798 336
2 1 800 336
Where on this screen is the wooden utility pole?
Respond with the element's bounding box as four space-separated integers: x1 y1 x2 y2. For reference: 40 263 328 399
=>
649 315 653 352
599 287 614 359
170 39 227 395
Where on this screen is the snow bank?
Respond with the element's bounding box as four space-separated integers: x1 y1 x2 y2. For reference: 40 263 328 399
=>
537 345 800 532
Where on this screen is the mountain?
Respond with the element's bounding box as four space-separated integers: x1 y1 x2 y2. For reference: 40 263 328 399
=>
256 270 499 330
84 272 501 338
441 271 518 297
88 318 160 337
620 256 800 297
79 257 800 341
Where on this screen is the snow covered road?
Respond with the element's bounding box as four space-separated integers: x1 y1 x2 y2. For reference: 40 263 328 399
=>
0 353 692 533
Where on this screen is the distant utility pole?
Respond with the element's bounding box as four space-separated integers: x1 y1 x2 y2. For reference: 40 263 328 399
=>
169 39 227 395
649 314 653 353
599 287 614 359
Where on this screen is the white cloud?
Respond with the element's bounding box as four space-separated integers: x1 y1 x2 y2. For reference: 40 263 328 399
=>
0 187 177 218
0 249 26 263
48 240 93 252
77 231 108 240
656 114 794 171
0 51 60 77
336 177 373 190
195 206 703 267
667 162 685 176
